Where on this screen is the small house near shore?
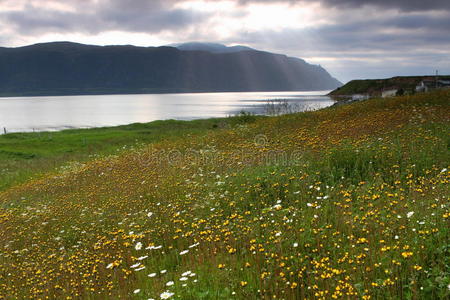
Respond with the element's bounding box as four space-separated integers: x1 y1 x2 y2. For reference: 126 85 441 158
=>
416 79 450 92
415 81 428 92
351 94 369 101
382 89 398 98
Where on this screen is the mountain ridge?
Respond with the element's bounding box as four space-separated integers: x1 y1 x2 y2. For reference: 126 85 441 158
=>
169 42 255 53
0 41 342 97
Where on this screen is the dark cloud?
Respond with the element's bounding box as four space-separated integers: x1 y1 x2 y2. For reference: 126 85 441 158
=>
1 0 210 35
238 0 450 11
228 10 450 81
3 0 449 36
235 11 450 53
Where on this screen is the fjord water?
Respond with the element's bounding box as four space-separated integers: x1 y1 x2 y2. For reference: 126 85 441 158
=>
0 91 334 133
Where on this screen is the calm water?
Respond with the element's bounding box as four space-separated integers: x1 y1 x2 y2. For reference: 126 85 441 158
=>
0 91 334 133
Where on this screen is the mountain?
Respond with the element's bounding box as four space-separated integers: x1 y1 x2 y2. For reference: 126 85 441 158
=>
0 42 342 96
170 42 255 53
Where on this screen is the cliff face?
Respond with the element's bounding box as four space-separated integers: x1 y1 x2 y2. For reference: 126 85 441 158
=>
0 42 342 96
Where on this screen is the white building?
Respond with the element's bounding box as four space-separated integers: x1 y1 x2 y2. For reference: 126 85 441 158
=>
415 81 428 93
382 89 398 98
416 79 450 92
351 94 369 101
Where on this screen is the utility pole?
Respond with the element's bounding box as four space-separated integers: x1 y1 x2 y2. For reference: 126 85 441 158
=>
436 70 438 89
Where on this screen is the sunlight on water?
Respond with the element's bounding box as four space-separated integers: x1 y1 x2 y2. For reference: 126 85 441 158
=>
0 91 334 133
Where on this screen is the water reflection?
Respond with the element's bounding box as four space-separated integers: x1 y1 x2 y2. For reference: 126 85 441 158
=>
0 91 334 133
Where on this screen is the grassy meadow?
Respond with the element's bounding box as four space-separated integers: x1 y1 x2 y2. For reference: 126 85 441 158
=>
0 90 449 299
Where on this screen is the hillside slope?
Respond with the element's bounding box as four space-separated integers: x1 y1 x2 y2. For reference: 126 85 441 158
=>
0 90 449 299
0 42 341 96
329 75 450 97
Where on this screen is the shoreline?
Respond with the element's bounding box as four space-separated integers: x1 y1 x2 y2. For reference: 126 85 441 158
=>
0 88 331 99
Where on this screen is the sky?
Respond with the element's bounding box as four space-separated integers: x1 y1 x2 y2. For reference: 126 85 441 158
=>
1 0 449 82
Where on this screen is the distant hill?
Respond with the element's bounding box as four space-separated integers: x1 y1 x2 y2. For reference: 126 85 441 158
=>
170 42 255 53
0 42 342 97
329 75 450 97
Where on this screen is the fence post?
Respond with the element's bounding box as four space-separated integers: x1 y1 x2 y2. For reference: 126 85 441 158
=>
3 127 6 135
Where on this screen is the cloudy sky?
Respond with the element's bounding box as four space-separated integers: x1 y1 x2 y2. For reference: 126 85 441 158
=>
1 0 449 82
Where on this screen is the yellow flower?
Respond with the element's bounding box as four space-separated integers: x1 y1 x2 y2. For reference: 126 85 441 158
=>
401 251 413 258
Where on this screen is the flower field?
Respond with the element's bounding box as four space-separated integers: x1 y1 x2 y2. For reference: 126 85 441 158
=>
0 90 449 299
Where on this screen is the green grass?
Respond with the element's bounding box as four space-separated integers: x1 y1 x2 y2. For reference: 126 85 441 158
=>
0 115 260 191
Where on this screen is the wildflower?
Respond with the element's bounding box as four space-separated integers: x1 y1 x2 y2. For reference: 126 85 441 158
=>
166 281 174 286
147 212 153 218
179 250 189 255
181 271 192 276
135 242 143 250
293 242 298 247
406 211 414 218
180 277 188 281
240 281 248 287
148 273 157 277
130 263 141 269
147 245 163 250
160 291 174 299
133 289 141 294
401 251 413 258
